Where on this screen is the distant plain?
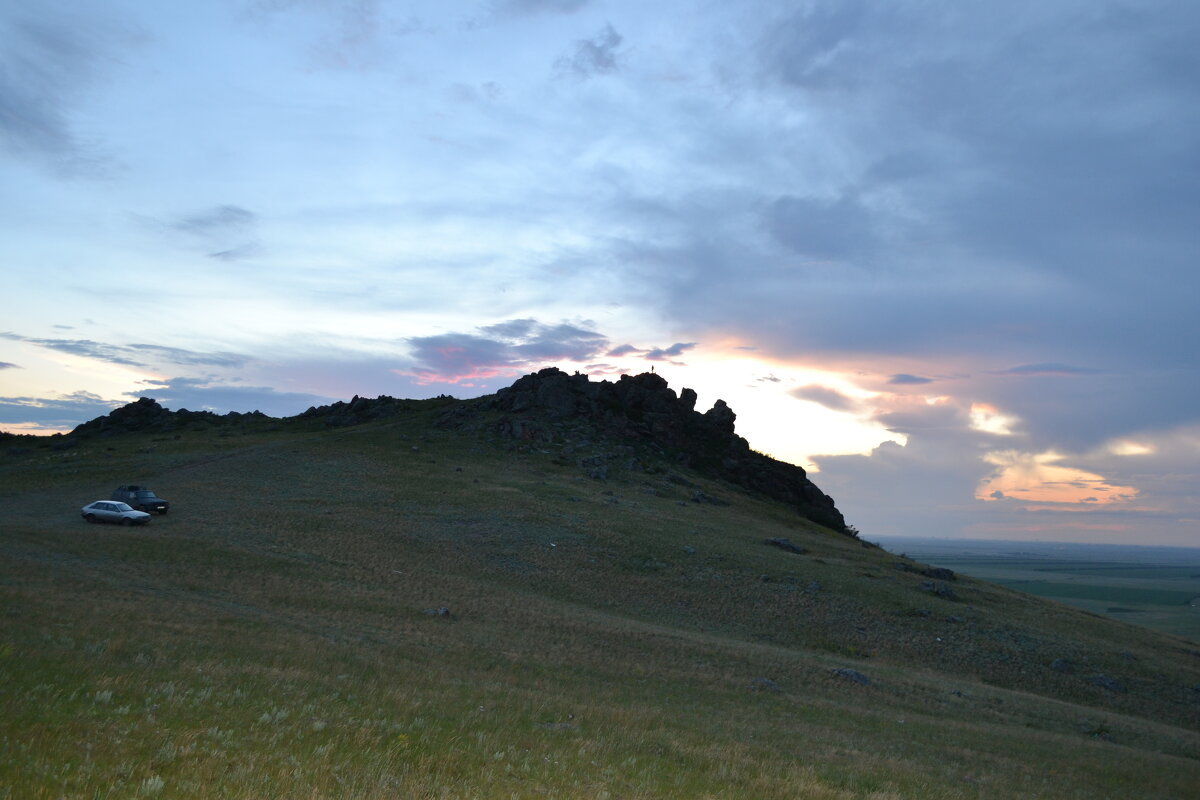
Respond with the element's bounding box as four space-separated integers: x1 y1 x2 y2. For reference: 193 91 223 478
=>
875 537 1200 641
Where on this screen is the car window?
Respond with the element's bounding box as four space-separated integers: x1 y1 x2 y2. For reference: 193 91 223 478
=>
113 502 133 512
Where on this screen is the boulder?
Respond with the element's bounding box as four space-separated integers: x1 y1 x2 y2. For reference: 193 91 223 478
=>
832 668 872 686
765 537 808 555
1088 674 1127 694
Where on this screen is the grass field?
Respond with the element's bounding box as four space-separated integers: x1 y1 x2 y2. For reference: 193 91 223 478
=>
877 538 1200 641
3 406 1199 798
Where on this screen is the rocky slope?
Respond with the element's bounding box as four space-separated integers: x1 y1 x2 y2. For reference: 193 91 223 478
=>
475 368 848 533
56 369 849 534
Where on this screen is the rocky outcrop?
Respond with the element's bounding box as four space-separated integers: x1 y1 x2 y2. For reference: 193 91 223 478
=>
55 369 850 534
294 394 451 428
482 368 849 533
67 397 270 437
71 398 218 436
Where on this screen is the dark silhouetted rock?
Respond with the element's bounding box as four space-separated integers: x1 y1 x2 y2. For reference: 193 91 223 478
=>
895 561 957 581
1088 674 1127 694
832 668 872 686
919 581 959 600
703 399 736 433
765 537 808 555
691 490 729 506
483 368 850 533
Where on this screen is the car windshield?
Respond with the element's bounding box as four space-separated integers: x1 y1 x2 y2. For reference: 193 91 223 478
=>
112 502 133 512
135 491 158 498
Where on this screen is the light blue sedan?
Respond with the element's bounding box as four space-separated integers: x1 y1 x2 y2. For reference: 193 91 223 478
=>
81 500 152 526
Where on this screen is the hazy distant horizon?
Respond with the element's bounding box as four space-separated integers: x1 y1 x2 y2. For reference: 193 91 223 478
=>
874 535 1200 557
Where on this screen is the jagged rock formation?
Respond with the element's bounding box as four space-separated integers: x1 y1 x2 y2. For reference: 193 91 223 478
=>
69 397 266 436
52 370 849 534
295 394 454 428
476 368 848 533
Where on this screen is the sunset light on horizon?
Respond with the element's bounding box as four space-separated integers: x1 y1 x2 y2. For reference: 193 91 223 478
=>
2 0 1197 547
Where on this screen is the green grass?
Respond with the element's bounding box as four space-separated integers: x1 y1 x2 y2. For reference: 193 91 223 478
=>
2 409 1199 798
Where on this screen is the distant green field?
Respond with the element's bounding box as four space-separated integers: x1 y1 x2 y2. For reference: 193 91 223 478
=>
878 539 1200 641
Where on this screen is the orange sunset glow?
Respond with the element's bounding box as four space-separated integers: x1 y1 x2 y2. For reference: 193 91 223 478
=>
977 450 1139 506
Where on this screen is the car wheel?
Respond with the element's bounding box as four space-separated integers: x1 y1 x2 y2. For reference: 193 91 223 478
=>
84 514 96 523
121 517 133 527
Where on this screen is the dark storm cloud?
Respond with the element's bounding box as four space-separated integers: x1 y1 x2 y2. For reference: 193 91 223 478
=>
973 368 1200 452
480 319 538 339
623 1 1200 452
511 323 609 361
555 23 622 79
132 377 332 418
873 403 969 436
0 391 119 429
0 333 141 366
173 205 256 236
0 333 249 370
606 344 641 357
0 9 132 176
125 344 249 368
766 0 1200 313
765 194 876 261
644 342 697 362
406 319 610 381
406 333 514 380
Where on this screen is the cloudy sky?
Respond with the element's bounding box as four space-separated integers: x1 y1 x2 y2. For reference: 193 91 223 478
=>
2 0 1197 546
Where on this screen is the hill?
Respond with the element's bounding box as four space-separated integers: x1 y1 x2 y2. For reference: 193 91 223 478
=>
2 370 1198 798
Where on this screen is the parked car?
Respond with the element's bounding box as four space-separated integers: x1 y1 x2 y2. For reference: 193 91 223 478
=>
111 485 170 514
81 501 152 526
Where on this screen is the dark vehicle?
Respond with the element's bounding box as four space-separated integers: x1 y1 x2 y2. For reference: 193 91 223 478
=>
111 485 170 514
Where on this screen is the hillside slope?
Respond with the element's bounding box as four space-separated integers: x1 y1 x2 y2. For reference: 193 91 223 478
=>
2 373 1198 798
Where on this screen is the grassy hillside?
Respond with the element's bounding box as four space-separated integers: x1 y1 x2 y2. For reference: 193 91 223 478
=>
2 400 1198 798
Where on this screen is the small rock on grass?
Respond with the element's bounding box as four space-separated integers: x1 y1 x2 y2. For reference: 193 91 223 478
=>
765 537 808 555
1088 674 1127 694
832 668 872 686
536 721 578 731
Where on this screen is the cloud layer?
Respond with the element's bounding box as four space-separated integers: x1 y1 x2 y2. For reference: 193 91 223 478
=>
1 1 1196 545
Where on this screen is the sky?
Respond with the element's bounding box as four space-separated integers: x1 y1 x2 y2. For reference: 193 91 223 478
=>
2 0 1198 547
